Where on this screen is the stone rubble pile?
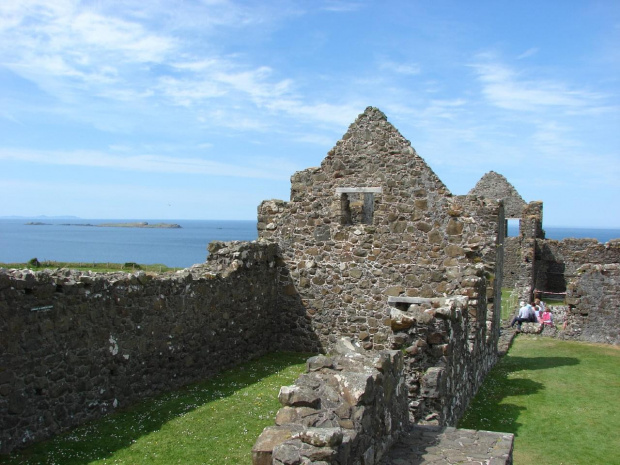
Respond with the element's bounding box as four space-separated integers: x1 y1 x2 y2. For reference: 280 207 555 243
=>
253 338 408 465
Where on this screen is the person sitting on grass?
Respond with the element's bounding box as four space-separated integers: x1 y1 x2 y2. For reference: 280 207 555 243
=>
510 301 534 331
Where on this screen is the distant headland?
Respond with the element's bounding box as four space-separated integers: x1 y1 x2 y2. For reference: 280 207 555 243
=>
25 221 181 229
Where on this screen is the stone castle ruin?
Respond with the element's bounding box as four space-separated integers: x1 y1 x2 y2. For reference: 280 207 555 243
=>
1 107 618 462
470 171 620 344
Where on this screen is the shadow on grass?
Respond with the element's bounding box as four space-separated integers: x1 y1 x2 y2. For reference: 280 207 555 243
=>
458 354 580 436
0 352 311 465
502 355 580 371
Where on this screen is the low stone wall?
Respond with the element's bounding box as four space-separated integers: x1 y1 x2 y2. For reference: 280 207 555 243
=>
0 241 282 454
565 263 620 345
387 274 499 427
252 338 514 465
252 338 408 465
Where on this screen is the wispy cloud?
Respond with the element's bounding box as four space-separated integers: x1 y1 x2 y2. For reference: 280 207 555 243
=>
471 57 604 112
320 0 365 13
517 47 539 59
379 60 421 76
0 148 295 180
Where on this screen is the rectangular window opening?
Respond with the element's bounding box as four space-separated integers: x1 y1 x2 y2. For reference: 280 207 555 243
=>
506 218 520 237
340 192 374 225
336 187 381 226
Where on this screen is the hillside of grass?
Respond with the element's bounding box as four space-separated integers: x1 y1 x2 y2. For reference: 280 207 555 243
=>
459 337 620 465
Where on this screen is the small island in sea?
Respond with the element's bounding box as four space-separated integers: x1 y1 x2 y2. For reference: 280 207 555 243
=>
25 221 181 229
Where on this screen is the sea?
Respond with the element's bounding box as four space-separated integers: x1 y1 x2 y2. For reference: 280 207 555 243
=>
0 218 619 269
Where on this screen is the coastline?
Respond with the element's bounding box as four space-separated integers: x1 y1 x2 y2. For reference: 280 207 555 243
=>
25 221 182 229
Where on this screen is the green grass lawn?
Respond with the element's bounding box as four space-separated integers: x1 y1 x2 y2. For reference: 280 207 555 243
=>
459 337 620 465
0 352 310 465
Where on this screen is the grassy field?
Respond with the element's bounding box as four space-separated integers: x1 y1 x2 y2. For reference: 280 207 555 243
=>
0 352 310 465
0 261 181 273
459 337 620 465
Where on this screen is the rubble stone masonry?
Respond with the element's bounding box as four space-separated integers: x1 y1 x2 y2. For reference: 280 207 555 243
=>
2 107 512 459
0 241 283 454
257 108 505 427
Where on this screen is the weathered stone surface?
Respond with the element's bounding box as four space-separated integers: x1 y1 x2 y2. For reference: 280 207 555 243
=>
0 241 283 454
379 425 514 465
279 386 321 408
253 426 305 465
253 339 408 465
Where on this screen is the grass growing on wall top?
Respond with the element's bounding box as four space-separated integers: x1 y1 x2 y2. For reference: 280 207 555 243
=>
0 261 182 273
0 352 311 465
458 337 620 465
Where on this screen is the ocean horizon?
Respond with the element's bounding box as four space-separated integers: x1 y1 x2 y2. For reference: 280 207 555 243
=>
1 218 619 268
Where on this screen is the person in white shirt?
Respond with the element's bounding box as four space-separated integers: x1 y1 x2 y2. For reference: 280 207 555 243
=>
510 301 534 330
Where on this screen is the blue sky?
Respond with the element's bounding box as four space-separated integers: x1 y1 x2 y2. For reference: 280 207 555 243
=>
0 1 618 227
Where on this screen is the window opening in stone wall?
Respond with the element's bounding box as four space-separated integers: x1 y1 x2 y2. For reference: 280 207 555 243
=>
506 218 520 237
340 192 375 225
336 187 381 226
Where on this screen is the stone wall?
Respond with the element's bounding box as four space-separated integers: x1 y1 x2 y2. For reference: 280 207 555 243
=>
502 237 522 289
2 107 510 457
0 241 285 454
252 337 514 465
252 338 408 465
388 287 498 426
534 239 620 294
515 263 619 345
564 263 620 345
257 107 504 425
469 171 526 219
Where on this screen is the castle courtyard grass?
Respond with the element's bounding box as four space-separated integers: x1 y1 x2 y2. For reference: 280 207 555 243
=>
3 340 618 465
0 352 310 465
459 337 620 465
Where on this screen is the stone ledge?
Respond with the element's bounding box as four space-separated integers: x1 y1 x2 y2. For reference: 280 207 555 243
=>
378 425 514 465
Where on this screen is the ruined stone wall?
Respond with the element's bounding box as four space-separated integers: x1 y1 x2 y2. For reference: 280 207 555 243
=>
1 107 509 456
252 339 408 465
0 241 284 454
498 201 544 302
258 108 504 425
252 337 514 465
388 283 499 426
468 171 526 219
520 201 544 240
534 239 620 294
502 237 522 289
564 264 620 344
258 108 502 351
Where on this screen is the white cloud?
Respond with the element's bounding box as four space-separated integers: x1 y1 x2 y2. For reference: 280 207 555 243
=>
517 47 539 59
379 60 421 76
471 59 603 112
320 1 364 13
0 148 294 180
0 0 176 103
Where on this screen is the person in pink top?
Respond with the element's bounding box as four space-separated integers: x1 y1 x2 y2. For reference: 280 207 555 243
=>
540 307 554 326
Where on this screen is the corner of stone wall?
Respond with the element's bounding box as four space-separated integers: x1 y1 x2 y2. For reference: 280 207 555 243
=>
258 199 290 235
204 239 280 276
252 338 408 465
